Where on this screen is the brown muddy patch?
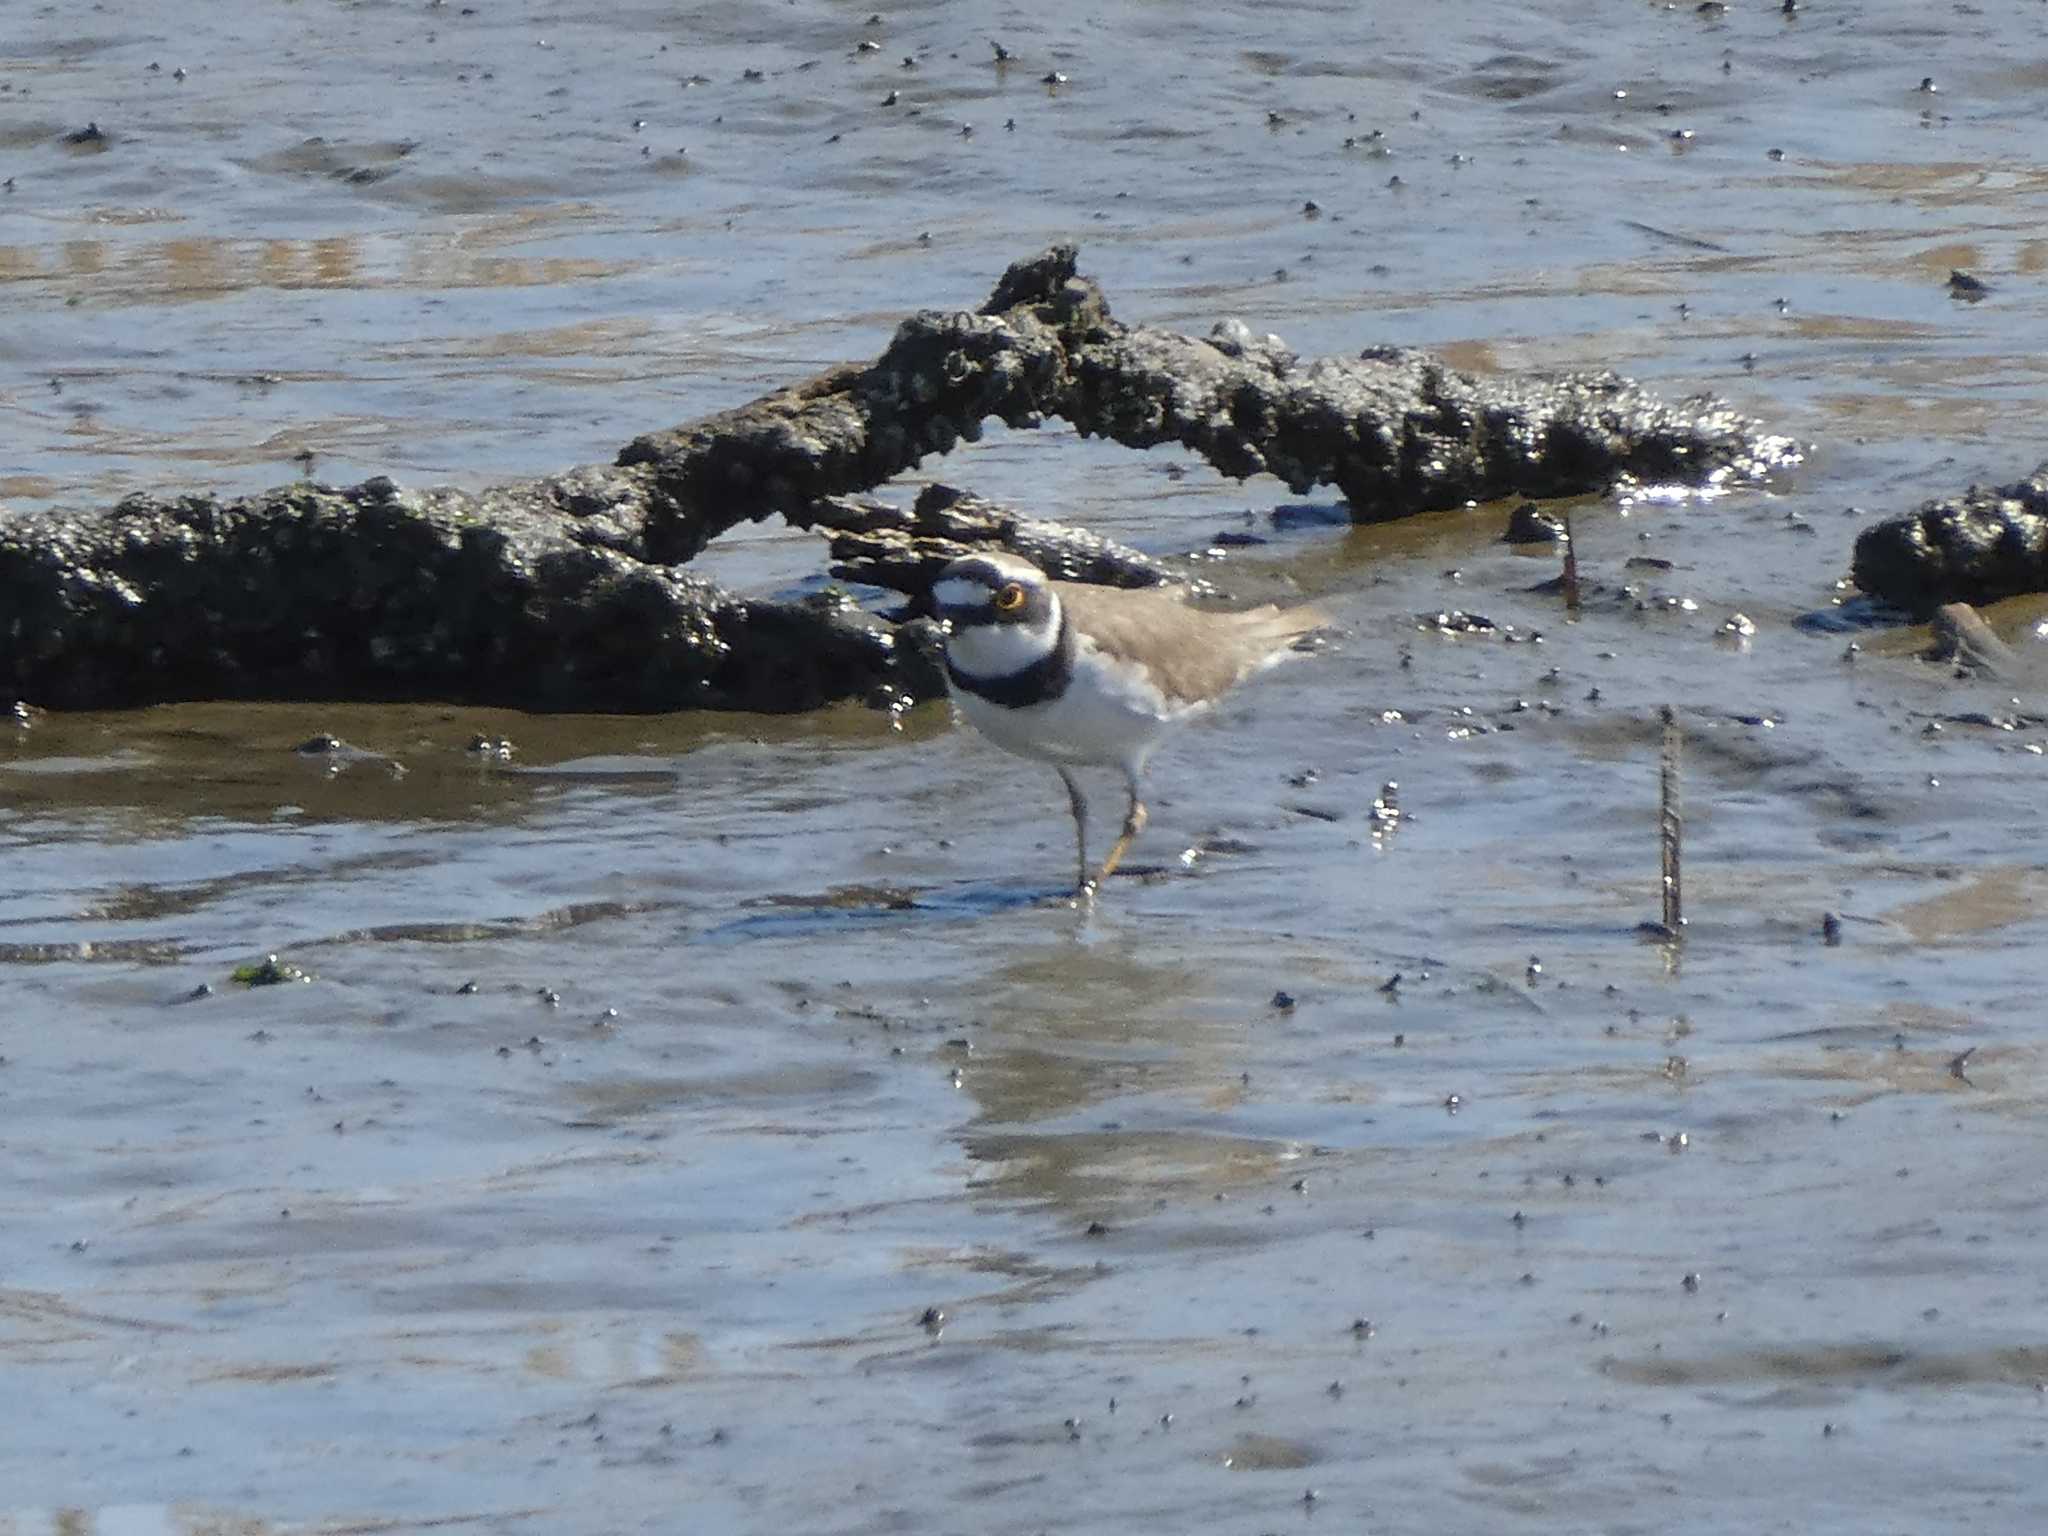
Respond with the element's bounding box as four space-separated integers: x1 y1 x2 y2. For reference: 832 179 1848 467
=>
1219 1432 1319 1470
1605 1343 2048 1392
0 234 627 300
524 1328 709 1386
567 1065 882 1124
1812 161 2048 209
1886 867 2046 943
197 1361 341 1385
963 1130 1311 1223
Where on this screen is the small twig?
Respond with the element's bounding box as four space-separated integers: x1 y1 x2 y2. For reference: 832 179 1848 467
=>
1659 704 1684 937
1561 510 1581 618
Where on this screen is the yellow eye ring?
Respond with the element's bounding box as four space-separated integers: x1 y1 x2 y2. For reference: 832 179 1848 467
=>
992 582 1027 614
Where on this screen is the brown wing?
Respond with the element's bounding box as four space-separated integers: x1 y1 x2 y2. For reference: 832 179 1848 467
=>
1053 581 1325 706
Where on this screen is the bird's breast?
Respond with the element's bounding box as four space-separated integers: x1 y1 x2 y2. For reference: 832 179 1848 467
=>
948 639 1201 771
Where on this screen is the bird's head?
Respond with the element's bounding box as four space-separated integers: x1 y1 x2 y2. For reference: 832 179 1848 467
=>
932 553 1059 630
931 553 1063 674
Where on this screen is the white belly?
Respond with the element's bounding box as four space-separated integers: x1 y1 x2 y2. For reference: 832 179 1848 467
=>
947 641 1203 775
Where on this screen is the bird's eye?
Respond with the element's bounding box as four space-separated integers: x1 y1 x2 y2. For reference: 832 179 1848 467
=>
993 583 1027 613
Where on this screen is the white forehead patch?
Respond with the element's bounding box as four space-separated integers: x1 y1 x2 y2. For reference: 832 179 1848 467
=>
933 576 990 610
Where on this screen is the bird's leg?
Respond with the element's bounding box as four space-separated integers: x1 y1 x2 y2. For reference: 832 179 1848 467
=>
1057 768 1090 896
1091 773 1148 888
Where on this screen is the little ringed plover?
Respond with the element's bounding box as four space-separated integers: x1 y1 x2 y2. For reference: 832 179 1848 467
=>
933 551 1325 896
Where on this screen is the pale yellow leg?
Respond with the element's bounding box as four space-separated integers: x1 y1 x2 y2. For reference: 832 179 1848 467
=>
1090 782 1148 889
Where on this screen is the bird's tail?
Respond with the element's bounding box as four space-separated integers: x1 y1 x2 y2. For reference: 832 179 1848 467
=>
1250 600 1329 649
1234 601 1329 680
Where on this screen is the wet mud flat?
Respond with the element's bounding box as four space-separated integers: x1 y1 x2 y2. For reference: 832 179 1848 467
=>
8 0 2048 1533
7 565 2048 1536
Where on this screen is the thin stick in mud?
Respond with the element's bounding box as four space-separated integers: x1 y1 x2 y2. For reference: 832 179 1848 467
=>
1659 704 1684 937
1561 510 1581 618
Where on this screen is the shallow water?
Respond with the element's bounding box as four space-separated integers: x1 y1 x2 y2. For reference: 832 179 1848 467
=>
7 2 2048 1532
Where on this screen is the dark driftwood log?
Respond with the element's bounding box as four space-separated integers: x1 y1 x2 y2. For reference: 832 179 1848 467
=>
1 244 1790 713
0 473 904 712
619 243 1795 564
1851 465 2048 615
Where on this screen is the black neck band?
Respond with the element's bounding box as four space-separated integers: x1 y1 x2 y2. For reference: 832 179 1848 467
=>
946 613 1074 708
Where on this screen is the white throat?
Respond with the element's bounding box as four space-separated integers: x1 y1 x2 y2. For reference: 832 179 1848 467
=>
946 598 1063 680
